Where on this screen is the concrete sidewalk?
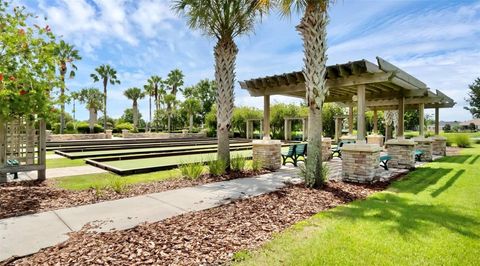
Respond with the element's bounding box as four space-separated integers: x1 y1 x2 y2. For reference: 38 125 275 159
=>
0 168 300 261
9 165 108 182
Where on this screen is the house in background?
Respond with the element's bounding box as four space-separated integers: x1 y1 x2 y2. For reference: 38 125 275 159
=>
427 121 460 132
459 119 480 131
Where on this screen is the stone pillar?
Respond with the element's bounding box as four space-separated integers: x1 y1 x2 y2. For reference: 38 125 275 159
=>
122 129 130 138
385 139 415 169
341 144 381 183
367 135 384 146
252 139 282 170
357 85 366 143
414 137 433 161
45 130 52 142
432 136 447 156
397 97 405 139
105 130 113 139
322 137 332 161
434 107 440 136
263 95 270 140
419 103 425 138
348 105 354 136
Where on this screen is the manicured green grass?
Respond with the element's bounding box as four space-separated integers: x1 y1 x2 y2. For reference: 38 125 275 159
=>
54 169 182 191
237 145 480 265
46 158 86 168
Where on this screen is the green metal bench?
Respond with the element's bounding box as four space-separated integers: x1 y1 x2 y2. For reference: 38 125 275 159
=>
6 159 19 179
379 155 392 170
415 150 424 162
282 145 297 166
331 140 355 158
293 143 307 166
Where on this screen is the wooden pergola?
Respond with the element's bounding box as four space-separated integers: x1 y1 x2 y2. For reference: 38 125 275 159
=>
245 118 263 140
284 117 308 141
240 57 455 142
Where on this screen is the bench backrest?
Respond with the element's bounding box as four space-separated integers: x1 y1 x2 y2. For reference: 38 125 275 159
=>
339 140 355 148
286 145 296 156
295 144 307 156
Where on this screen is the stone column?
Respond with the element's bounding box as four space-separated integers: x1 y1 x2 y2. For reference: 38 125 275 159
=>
341 144 381 183
397 97 405 139
322 138 332 161
122 129 130 138
385 139 416 169
414 138 433 161
419 103 425 138
252 140 282 170
357 85 366 143
263 95 270 140
105 129 113 139
432 136 447 156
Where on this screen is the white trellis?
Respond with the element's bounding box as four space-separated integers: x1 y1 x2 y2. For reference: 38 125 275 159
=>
0 116 46 182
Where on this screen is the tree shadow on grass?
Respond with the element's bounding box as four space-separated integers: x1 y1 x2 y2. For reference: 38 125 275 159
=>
431 169 465 198
392 167 452 195
469 155 479 165
436 155 471 164
326 193 479 239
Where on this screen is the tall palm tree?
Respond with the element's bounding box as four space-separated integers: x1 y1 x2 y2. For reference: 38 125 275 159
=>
124 87 145 129
70 91 80 130
173 0 266 166
164 94 177 132
166 69 184 96
147 75 165 131
78 88 104 133
55 40 81 134
90 64 121 131
182 98 201 132
262 0 333 188
143 83 155 132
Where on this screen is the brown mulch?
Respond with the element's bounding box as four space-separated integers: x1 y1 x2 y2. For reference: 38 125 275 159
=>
0 170 268 220
8 181 389 266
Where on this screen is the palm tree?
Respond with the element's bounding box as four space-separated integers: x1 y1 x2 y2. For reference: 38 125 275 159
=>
164 94 177 132
182 98 201 132
55 40 81 134
143 84 155 132
70 91 80 130
78 88 103 133
124 87 145 129
90 64 121 131
173 0 266 166
166 69 184 96
262 0 333 187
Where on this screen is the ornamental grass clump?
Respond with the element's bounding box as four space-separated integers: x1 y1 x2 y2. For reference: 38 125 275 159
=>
251 159 263 172
454 134 471 148
231 154 247 172
207 159 227 176
179 162 204 180
108 176 128 194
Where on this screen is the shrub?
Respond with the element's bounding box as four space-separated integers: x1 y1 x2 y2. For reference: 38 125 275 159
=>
108 176 128 194
454 134 471 148
114 122 134 132
76 122 103 133
92 181 106 199
251 159 263 172
475 138 480 144
445 137 453 147
66 121 76 132
208 159 227 176
52 123 61 134
179 162 204 180
299 163 329 186
231 154 247 172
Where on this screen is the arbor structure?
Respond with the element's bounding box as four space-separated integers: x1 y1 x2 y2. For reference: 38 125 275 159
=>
78 88 104 133
465 78 480 118
173 0 265 166
55 40 81 134
90 64 121 131
123 87 145 129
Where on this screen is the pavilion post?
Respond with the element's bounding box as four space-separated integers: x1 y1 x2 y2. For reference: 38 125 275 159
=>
263 95 270 140
38 119 46 181
434 107 440 135
357 85 366 143
246 120 250 139
373 109 378 134
348 105 354 136
259 120 263 138
397 97 405 139
284 119 288 141
334 117 339 142
419 103 425 138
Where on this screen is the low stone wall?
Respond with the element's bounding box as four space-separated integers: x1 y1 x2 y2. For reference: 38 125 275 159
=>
322 138 332 161
414 137 433 161
367 134 384 146
252 140 282 170
46 130 112 142
121 130 207 139
432 136 447 156
385 139 415 169
341 144 381 183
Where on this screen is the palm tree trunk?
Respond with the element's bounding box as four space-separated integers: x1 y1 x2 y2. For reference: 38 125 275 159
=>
89 108 97 133
214 37 237 167
297 5 329 188
103 78 108 131
167 114 171 133
60 72 66 134
189 114 194 132
148 95 152 132
133 100 139 129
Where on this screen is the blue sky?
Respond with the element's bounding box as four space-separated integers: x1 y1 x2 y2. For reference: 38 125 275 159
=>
21 0 480 122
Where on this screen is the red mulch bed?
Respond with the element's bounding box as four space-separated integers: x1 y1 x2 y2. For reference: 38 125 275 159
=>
0 170 267 220
7 181 390 266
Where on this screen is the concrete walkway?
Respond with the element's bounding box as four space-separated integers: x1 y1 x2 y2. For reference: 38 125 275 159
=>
0 168 300 261
9 165 108 182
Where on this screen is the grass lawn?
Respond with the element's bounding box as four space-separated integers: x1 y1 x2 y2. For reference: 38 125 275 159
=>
46 158 86 168
237 145 480 265
54 169 182 190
